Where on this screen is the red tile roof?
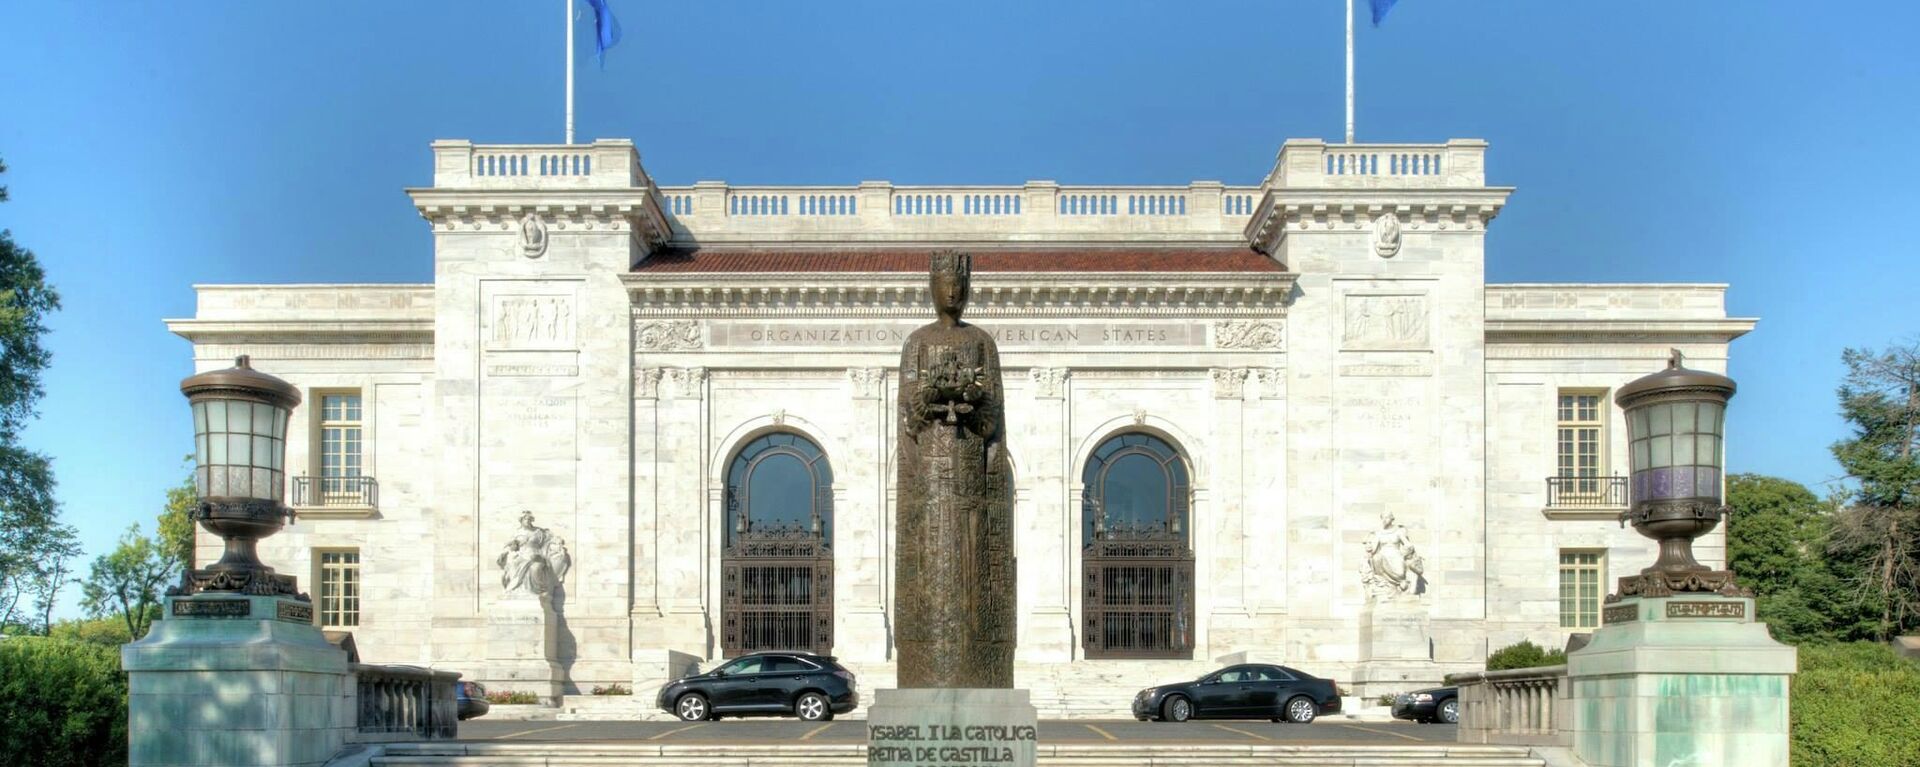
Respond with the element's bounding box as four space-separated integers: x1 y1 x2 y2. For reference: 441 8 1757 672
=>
632 248 1285 274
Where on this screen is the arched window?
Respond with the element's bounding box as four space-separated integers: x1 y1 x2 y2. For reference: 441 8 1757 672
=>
1082 432 1194 659
1082 432 1189 542
725 432 833 545
722 432 834 656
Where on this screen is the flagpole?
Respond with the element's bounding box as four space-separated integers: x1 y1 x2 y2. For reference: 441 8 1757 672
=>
1345 0 1355 144
565 0 575 145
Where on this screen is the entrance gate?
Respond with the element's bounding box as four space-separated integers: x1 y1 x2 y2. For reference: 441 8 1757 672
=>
720 432 834 657
1081 432 1195 659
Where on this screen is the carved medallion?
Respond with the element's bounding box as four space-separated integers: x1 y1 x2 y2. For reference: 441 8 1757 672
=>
1214 320 1285 351
1372 212 1402 258
635 320 702 351
519 212 548 259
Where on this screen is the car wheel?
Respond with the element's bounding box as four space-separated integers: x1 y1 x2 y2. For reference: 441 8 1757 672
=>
1438 698 1459 724
1283 696 1317 724
675 693 709 722
795 692 830 722
1162 695 1193 723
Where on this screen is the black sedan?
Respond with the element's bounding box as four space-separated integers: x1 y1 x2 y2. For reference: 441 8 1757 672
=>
656 652 858 722
1133 664 1342 723
1390 686 1458 723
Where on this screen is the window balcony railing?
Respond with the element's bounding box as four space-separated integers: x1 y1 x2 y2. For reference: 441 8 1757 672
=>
292 476 379 509
1544 475 1627 509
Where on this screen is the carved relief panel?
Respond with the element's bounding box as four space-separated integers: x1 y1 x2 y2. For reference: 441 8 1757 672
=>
1341 294 1429 351
486 294 578 351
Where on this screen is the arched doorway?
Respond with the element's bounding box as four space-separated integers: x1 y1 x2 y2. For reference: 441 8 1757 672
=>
721 432 834 656
1081 432 1194 659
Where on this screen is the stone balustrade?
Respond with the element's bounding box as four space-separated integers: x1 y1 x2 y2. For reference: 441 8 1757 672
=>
423 138 1487 245
1452 664 1570 748
349 663 460 743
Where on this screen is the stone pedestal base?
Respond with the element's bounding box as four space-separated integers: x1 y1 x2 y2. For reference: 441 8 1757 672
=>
482 596 563 702
1353 600 1437 697
1567 594 1796 767
122 594 351 767
867 689 1038 767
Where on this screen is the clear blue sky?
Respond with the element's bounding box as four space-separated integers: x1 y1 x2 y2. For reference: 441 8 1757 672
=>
1 1 1914 620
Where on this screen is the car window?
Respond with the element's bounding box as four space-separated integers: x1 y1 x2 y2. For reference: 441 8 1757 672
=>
1216 668 1248 683
721 658 764 676
1280 666 1311 680
1258 666 1297 681
765 657 815 673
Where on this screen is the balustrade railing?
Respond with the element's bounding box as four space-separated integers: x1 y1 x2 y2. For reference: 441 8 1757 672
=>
292 476 379 508
1545 476 1628 508
1452 665 1568 747
350 664 459 743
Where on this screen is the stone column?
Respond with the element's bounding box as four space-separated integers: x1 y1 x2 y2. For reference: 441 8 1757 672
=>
1017 367 1073 663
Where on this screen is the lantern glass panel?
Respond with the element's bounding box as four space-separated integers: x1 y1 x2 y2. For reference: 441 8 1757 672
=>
1648 403 1672 436
1699 402 1722 436
193 401 207 434
1672 403 1696 436
1651 435 1672 467
210 430 228 463
1702 434 1721 468
1674 433 1695 465
208 400 228 431
227 434 250 466
1632 439 1649 472
230 400 251 434
1631 407 1649 441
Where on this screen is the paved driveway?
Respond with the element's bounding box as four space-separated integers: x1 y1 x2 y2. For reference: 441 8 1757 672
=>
461 719 1455 746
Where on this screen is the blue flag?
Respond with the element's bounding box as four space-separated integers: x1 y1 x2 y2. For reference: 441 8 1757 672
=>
584 0 622 68
1370 0 1399 26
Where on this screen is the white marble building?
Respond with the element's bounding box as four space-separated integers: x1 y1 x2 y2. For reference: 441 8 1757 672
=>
168 137 1754 704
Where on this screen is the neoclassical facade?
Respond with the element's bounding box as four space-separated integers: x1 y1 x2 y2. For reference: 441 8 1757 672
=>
169 137 1754 705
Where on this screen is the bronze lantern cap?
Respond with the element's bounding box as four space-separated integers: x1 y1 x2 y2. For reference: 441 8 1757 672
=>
1616 350 1735 408
180 355 302 408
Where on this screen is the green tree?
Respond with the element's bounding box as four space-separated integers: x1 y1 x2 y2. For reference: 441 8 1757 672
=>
1829 342 1920 638
156 466 197 569
79 524 176 640
0 155 71 635
1726 474 1880 641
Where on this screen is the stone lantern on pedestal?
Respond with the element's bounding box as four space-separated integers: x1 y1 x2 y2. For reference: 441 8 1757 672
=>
1561 350 1795 767
123 356 356 767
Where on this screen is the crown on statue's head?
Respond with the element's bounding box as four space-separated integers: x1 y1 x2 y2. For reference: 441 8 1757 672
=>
929 250 972 281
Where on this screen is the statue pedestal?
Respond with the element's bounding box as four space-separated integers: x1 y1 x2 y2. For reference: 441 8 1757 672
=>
1353 599 1437 698
482 595 563 703
1567 594 1796 767
867 688 1037 767
122 594 352 767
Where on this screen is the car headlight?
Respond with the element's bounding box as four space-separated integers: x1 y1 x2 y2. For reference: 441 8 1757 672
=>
1411 693 1433 703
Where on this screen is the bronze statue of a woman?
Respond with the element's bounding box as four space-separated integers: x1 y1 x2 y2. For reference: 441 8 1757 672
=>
895 251 1016 688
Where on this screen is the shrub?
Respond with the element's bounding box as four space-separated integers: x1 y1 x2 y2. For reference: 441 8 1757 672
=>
1791 642 1920 767
589 683 631 696
1485 640 1567 671
485 690 540 705
0 637 128 767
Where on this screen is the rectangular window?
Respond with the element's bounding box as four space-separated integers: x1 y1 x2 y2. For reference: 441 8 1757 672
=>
318 549 361 628
1556 390 1606 494
1559 550 1604 629
319 393 363 500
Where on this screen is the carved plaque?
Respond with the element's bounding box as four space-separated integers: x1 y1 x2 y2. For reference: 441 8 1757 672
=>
172 599 251 618
276 601 314 624
1602 603 1639 624
1665 600 1746 620
1342 294 1428 351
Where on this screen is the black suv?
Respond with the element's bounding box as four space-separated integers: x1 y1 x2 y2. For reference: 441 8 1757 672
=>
1132 663 1343 723
656 652 858 722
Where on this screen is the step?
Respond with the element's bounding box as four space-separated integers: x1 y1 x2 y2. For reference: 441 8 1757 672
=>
375 742 1543 767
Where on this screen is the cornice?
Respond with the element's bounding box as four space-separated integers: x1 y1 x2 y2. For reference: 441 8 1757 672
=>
407 188 672 246
1485 318 1757 344
622 271 1297 318
1244 188 1513 254
165 319 434 345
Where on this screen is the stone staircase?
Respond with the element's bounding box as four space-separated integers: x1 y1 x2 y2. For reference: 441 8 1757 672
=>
553 660 1230 721
373 743 1544 766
